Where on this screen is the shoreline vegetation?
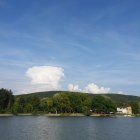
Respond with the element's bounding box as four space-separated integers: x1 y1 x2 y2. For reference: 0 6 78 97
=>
1 88 140 117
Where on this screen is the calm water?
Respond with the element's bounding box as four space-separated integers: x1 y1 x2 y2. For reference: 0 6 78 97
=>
0 116 140 140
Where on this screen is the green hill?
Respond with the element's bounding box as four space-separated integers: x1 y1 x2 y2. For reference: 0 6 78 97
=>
16 91 140 104
100 94 140 103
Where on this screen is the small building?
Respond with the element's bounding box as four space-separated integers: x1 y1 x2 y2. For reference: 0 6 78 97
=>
117 106 132 115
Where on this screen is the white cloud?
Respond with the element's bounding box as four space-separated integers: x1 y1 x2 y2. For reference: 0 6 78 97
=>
84 83 111 94
68 84 82 92
26 66 64 90
68 83 111 94
117 91 124 94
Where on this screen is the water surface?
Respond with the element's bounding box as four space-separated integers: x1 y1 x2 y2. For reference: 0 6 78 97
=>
0 116 140 140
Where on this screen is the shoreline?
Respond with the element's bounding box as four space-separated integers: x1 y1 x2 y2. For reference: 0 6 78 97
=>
0 114 14 116
46 113 85 117
0 113 137 117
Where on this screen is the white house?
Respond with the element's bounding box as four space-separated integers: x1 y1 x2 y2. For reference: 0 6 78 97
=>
117 107 132 115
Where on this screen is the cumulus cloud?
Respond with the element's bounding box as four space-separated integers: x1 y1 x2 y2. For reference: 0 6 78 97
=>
26 66 64 90
68 83 111 94
68 84 82 92
84 83 111 94
117 91 124 94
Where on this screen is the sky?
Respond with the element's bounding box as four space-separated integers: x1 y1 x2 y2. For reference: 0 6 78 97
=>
0 0 140 95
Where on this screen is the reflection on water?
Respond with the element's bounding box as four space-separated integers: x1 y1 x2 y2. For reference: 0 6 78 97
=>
0 116 140 140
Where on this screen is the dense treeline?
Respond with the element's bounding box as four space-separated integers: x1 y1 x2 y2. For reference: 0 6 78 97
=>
41 93 93 115
12 93 117 115
12 96 40 114
1 88 140 115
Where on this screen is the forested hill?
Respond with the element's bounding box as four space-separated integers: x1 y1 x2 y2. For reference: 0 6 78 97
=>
16 91 140 104
1 89 140 115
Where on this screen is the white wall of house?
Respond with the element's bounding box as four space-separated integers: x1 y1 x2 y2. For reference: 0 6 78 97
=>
117 108 128 114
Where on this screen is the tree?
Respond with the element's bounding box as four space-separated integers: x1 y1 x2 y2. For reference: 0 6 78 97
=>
68 93 92 113
46 98 54 113
24 104 33 113
40 98 49 112
68 93 83 113
0 88 14 112
53 93 71 113
29 96 40 111
11 97 25 113
92 95 116 114
130 102 139 114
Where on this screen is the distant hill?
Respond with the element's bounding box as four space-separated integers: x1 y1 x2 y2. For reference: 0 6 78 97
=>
16 91 140 104
16 91 68 98
100 94 140 103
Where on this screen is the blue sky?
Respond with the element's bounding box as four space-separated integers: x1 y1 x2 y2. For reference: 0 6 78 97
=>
0 0 140 95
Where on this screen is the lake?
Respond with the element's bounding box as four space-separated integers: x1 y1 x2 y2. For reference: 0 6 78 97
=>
0 116 140 140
